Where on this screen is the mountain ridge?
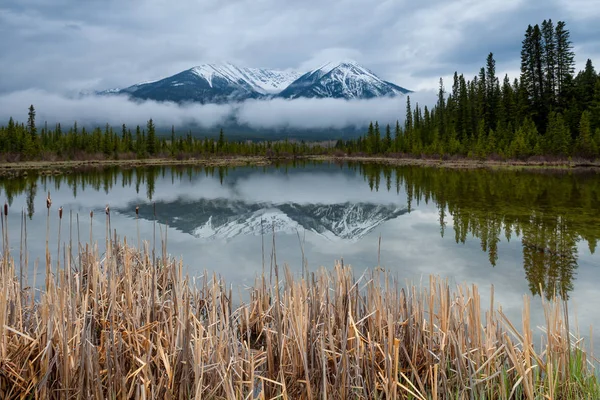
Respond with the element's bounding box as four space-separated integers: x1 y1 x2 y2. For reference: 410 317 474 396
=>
98 60 411 104
118 199 407 242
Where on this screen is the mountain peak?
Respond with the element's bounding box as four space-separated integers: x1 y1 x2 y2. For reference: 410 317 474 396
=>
278 60 410 100
98 61 410 103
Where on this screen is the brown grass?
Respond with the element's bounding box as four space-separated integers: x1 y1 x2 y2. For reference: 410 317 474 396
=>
0 208 598 399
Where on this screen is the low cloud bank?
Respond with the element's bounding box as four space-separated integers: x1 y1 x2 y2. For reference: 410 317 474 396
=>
0 90 437 133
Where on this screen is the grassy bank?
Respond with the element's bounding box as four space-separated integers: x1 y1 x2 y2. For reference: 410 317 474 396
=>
0 207 598 399
0 156 272 178
1 154 600 178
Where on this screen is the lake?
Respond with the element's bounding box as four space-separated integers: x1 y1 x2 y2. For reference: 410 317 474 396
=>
1 161 599 354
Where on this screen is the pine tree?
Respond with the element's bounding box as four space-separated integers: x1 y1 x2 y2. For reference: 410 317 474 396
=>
27 105 37 141
458 74 470 140
541 19 557 105
218 128 226 153
510 126 529 159
374 122 381 154
487 129 497 155
437 78 446 143
394 120 402 152
486 53 499 130
103 123 112 156
574 111 596 157
590 78 600 132
170 125 176 156
521 25 535 103
405 96 413 133
545 112 570 156
366 122 375 154
146 119 156 155
6 117 15 153
555 21 575 99
521 24 546 129
384 124 392 153
576 59 597 111
26 105 37 156
594 128 600 157
135 125 144 158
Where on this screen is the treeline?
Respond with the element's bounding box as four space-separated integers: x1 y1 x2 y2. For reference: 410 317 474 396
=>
1 20 598 162
0 111 330 161
348 20 600 159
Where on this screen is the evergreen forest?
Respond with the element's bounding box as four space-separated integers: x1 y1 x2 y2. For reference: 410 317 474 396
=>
1 20 599 162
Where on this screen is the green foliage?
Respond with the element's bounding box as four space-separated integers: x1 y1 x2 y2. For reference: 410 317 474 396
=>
0 21 597 163
545 112 571 156
574 111 597 158
146 119 156 155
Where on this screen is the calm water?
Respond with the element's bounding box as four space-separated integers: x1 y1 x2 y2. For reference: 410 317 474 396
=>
1 162 600 352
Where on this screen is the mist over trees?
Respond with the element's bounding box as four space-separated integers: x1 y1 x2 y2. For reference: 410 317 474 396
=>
0 20 599 162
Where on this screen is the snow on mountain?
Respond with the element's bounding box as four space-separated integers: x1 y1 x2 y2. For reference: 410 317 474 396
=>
193 202 407 242
278 60 410 100
190 64 300 94
193 208 301 239
97 61 410 104
121 199 407 242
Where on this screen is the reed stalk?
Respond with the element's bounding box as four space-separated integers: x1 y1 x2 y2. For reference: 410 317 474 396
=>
0 210 597 399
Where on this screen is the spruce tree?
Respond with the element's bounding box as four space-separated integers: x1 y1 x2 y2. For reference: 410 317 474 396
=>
394 120 402 152
374 122 381 154
576 59 597 111
485 53 499 130
365 122 374 154
384 124 392 153
590 78 600 132
218 128 225 154
545 112 570 156
510 126 529 159
171 125 176 156
135 125 144 158
121 124 128 152
146 119 156 155
458 74 470 140
555 21 575 98
574 111 596 157
405 96 413 133
26 105 38 156
437 77 446 142
521 24 546 129
541 19 557 105
27 105 37 141
6 117 15 153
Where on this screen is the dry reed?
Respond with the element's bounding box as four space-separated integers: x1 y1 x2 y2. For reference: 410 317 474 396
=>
0 206 598 399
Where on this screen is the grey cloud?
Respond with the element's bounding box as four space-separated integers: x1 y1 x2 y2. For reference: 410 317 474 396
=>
0 90 234 128
0 0 598 95
0 90 437 131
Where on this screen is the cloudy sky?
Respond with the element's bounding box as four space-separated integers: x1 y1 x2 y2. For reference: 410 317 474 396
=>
0 0 598 128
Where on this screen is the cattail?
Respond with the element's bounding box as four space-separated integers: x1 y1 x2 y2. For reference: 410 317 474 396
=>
105 205 110 215
46 192 52 209
136 206 139 216
90 210 93 219
59 207 63 220
3 202 7 217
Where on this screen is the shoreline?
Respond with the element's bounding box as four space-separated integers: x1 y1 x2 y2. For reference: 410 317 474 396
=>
1 154 599 177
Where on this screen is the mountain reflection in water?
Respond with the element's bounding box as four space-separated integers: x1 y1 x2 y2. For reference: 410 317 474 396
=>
1 161 599 301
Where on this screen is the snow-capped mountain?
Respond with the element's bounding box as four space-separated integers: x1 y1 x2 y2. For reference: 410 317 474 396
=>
119 199 407 242
98 61 410 104
102 64 298 104
278 60 410 100
189 64 300 94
